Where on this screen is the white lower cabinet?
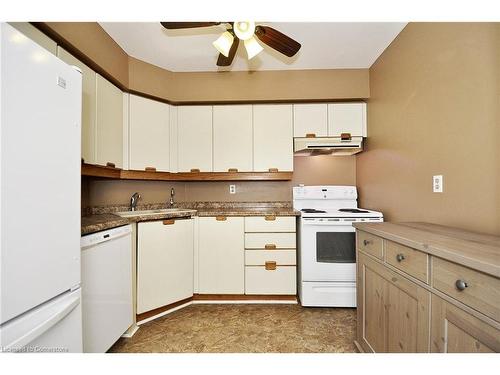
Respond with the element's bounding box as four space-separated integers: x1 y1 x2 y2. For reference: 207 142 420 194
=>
198 217 245 294
137 219 194 314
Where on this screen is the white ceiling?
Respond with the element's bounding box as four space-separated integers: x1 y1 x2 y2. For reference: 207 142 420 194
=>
99 22 407 72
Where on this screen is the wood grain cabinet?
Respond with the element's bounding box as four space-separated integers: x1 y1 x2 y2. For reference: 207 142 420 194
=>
198 217 245 294
355 225 500 353
357 252 430 352
252 105 294 172
328 102 367 137
129 95 170 172
56 47 97 165
177 106 213 172
293 104 328 138
95 74 123 168
213 105 253 172
137 219 194 314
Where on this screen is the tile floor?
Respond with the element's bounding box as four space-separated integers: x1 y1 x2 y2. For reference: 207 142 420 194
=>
109 304 358 353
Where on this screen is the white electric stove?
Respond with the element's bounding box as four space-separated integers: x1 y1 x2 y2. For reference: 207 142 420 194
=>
293 185 383 307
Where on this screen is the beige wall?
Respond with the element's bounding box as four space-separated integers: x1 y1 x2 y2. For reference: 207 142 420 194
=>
84 156 357 207
36 23 369 103
357 23 500 235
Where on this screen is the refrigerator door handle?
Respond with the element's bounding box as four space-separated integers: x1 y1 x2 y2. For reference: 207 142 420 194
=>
5 293 80 351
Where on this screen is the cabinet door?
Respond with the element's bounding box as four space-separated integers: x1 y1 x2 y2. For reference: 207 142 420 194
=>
137 219 194 314
328 102 366 137
198 217 244 294
95 74 123 168
57 47 97 164
253 104 293 172
357 252 430 353
213 105 253 172
293 104 328 138
129 95 170 172
430 294 500 353
177 106 213 172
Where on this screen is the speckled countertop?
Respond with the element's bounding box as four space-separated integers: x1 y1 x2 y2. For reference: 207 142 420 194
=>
81 202 299 235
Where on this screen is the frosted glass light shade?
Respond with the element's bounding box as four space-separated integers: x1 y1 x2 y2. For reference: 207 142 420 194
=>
234 21 255 41
244 36 263 59
213 31 234 57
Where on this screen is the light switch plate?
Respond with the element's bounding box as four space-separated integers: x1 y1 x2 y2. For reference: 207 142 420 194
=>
433 175 443 193
229 185 236 194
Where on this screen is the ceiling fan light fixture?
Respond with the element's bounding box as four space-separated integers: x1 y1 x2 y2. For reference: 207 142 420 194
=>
234 21 256 41
213 31 234 57
244 36 263 59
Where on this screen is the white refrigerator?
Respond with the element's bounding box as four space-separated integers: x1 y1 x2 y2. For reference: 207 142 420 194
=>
0 23 82 352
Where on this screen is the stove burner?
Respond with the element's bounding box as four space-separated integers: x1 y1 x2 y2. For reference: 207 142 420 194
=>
338 208 370 213
301 209 327 213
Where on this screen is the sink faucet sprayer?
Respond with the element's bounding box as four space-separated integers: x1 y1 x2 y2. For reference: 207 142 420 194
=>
169 188 175 208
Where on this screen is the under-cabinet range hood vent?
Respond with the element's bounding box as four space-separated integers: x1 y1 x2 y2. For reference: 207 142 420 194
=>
294 136 363 156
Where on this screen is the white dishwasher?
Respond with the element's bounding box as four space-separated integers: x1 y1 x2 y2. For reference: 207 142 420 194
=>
80 224 133 353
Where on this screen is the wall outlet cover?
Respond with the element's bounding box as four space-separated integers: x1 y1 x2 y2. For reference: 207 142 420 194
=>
433 175 443 193
229 184 236 194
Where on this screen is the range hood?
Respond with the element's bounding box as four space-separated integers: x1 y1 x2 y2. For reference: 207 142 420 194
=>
294 136 363 156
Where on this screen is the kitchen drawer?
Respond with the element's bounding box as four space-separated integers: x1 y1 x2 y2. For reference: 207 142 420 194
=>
385 241 429 283
432 257 500 322
245 265 297 295
244 216 296 233
244 233 296 249
357 231 384 259
245 249 296 266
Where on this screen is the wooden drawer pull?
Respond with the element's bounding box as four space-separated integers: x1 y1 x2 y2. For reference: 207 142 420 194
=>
163 219 175 225
106 162 116 168
396 253 405 262
228 168 238 172
215 216 227 221
190 168 200 173
264 215 276 221
145 167 157 172
340 132 352 141
268 168 279 172
265 244 277 250
455 279 468 291
265 261 277 270
305 133 316 138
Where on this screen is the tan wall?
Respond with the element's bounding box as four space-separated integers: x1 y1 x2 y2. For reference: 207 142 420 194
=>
36 23 369 103
84 156 357 207
357 23 500 235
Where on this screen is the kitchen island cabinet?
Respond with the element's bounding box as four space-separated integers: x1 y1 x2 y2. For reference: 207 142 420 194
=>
354 222 500 353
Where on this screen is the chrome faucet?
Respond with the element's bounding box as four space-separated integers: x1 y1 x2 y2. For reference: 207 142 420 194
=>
169 188 175 208
130 192 141 211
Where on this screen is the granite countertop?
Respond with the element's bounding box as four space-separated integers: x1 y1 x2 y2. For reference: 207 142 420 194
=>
81 202 299 235
353 222 500 278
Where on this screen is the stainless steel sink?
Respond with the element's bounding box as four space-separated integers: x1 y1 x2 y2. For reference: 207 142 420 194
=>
115 209 190 218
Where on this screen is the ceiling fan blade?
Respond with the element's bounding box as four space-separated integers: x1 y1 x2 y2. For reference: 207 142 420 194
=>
216 37 239 66
254 26 301 57
160 22 221 29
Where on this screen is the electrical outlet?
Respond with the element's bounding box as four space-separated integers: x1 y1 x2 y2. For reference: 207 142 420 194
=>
433 175 443 193
229 185 236 194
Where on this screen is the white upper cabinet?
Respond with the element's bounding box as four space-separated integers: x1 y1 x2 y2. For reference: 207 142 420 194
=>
129 95 170 172
293 104 328 138
213 105 253 172
95 74 123 168
328 102 367 137
177 106 213 172
56 47 97 165
253 104 294 172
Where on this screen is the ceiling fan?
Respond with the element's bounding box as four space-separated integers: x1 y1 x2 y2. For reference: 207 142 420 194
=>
160 22 301 67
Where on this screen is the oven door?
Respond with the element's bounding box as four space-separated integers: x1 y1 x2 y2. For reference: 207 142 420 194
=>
300 218 356 282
